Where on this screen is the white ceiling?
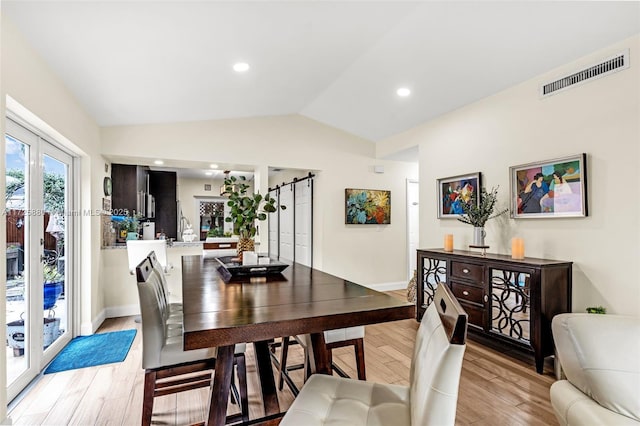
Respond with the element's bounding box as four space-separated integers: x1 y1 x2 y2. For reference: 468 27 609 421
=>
3 1 640 145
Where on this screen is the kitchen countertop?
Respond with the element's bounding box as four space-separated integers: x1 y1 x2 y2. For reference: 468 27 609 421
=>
102 241 204 250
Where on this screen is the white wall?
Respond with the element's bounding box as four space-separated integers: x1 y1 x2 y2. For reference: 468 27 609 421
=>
102 116 419 287
1 15 102 415
380 35 640 315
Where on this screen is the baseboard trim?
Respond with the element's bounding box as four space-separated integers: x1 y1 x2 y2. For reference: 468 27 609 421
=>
80 308 106 336
362 281 406 292
105 304 140 319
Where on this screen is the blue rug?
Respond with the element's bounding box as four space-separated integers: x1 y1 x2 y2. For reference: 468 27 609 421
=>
44 329 136 374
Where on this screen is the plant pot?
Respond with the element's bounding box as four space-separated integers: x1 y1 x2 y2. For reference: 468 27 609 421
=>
44 281 64 310
237 237 255 256
473 227 486 246
6 317 61 356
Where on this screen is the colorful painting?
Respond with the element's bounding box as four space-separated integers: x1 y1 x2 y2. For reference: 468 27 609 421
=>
510 153 587 218
345 189 391 224
437 172 481 219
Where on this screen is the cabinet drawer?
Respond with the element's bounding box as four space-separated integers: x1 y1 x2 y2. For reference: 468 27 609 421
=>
451 281 484 305
451 261 483 282
459 301 485 328
204 242 237 250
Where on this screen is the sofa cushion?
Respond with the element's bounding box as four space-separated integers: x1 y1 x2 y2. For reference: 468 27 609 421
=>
553 313 640 422
551 380 639 425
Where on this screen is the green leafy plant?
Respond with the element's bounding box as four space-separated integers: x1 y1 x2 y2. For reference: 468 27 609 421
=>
458 186 508 227
43 264 63 283
207 227 224 238
223 175 285 239
122 212 142 233
586 306 606 314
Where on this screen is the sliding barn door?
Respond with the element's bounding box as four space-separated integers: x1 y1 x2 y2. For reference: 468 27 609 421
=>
268 188 279 258
278 184 294 262
294 179 312 267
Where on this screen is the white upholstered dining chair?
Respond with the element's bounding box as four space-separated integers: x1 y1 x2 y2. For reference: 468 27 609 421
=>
135 256 249 426
280 283 468 426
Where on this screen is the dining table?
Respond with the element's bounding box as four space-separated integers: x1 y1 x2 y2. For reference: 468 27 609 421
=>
181 254 415 426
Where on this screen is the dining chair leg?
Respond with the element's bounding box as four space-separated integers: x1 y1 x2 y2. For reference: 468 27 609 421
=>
229 367 238 405
354 338 366 380
142 370 156 426
235 353 250 422
278 336 290 390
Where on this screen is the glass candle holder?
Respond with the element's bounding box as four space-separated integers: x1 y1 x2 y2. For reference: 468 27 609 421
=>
511 237 525 260
444 234 454 252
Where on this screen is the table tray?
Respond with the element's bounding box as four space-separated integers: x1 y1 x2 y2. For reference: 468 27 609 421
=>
215 256 289 281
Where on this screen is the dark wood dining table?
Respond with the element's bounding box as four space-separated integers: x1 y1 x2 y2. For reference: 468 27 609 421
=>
181 255 415 426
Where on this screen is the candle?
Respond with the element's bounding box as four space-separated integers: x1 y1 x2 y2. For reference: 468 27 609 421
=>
511 238 525 260
444 234 454 252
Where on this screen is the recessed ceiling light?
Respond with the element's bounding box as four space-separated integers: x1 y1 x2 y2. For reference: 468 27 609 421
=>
210 164 218 169
154 160 164 165
233 62 250 73
396 87 411 97
205 171 213 176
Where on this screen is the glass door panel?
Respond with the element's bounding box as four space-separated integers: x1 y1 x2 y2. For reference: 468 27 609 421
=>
5 119 74 402
41 152 70 356
5 131 33 398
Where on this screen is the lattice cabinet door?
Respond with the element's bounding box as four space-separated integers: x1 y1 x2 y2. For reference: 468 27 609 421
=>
416 251 448 321
488 266 536 346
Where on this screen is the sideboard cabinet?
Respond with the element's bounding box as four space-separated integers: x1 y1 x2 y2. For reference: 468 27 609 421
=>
416 249 572 373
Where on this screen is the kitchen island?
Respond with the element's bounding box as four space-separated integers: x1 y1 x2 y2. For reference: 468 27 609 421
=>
100 241 203 319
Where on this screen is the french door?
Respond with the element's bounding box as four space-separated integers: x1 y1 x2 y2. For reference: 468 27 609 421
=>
5 118 74 402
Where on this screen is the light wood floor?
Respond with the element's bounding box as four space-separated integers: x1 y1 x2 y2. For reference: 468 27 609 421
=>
8 291 559 425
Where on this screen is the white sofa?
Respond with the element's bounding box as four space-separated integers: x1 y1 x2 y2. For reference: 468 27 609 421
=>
550 313 640 425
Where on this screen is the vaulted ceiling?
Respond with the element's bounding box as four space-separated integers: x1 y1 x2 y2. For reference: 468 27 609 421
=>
3 1 640 144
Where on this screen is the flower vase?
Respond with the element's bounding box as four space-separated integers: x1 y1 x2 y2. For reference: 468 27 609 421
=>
473 227 486 246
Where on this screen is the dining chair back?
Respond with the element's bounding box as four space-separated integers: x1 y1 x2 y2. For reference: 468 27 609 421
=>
279 283 467 426
409 282 468 425
127 239 168 273
135 257 248 425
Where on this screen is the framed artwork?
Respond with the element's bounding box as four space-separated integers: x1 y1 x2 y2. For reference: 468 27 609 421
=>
510 153 587 218
345 188 391 224
102 197 111 214
437 172 481 219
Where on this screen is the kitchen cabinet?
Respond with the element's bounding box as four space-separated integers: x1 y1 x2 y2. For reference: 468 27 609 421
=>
149 170 177 239
111 164 149 216
416 249 572 373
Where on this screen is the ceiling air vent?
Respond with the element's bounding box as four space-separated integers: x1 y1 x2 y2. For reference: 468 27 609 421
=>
541 50 629 97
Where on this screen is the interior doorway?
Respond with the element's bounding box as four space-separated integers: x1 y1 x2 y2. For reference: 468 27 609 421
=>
407 179 419 280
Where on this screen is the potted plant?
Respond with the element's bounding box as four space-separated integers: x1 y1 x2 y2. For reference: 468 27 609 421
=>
43 264 64 310
586 306 606 314
122 212 141 240
458 186 508 246
223 175 285 257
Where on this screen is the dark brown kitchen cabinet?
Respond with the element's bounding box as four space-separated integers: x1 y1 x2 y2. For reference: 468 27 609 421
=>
416 249 572 373
111 164 148 216
148 170 177 239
